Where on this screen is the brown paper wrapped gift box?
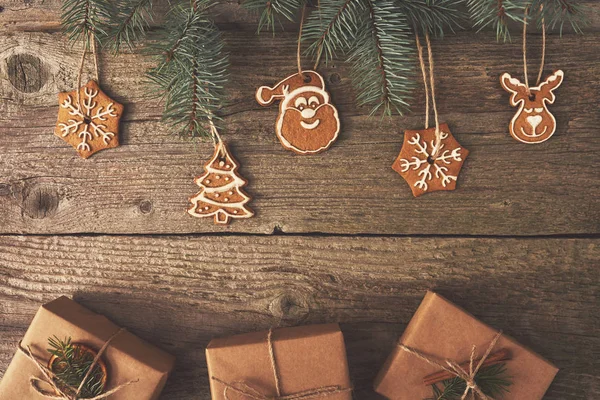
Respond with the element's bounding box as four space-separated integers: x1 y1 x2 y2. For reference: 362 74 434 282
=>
206 323 353 400
374 291 559 400
0 296 175 400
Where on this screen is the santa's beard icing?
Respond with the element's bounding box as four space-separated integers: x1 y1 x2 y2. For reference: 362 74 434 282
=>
276 97 340 154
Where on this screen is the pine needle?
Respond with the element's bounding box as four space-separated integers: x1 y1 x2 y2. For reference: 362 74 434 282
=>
47 336 105 398
103 0 154 52
425 363 512 400
145 0 228 137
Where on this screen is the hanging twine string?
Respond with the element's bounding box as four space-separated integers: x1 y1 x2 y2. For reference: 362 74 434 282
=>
398 331 503 400
18 329 138 400
523 6 546 93
75 33 101 111
313 0 323 69
211 328 352 400
415 30 442 158
297 5 307 77
414 31 430 129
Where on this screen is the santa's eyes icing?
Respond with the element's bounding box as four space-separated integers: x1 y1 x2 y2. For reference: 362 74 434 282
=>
294 96 321 111
294 97 307 110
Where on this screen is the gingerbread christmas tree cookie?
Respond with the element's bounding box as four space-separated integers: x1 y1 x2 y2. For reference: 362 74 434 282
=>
55 80 123 159
392 124 468 197
188 141 254 224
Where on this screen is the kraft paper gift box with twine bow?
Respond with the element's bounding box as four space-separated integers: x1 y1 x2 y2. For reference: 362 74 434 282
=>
206 323 353 400
374 291 559 400
0 296 175 400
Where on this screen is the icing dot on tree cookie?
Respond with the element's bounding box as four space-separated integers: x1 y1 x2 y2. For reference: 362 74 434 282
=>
188 141 254 225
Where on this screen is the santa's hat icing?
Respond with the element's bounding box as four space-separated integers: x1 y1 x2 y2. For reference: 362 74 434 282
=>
256 71 326 106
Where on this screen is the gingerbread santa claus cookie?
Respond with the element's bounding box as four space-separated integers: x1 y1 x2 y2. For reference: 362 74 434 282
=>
256 70 340 155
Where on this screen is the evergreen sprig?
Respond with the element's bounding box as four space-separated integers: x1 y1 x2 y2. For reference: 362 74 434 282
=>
254 0 587 115
349 0 415 115
103 0 154 52
426 363 512 400
47 336 106 398
145 0 228 137
61 0 113 45
467 0 588 42
243 0 304 34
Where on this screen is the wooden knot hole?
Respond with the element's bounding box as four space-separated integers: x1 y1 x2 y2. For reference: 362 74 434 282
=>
270 291 310 322
139 200 153 214
6 54 49 93
22 185 60 219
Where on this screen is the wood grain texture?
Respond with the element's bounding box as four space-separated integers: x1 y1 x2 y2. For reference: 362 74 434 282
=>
0 3 599 400
0 27 598 234
0 235 598 399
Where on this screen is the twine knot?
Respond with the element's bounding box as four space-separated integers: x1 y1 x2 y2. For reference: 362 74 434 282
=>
212 328 352 400
18 328 138 400
398 331 503 400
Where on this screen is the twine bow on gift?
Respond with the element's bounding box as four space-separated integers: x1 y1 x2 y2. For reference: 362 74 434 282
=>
211 329 352 400
18 328 138 400
398 331 504 400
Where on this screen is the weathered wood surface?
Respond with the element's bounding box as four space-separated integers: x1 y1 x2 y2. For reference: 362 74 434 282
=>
0 236 598 399
0 2 599 400
0 4 599 234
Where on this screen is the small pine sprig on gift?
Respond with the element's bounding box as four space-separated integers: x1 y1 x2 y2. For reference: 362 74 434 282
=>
145 0 228 137
426 363 512 400
47 336 106 398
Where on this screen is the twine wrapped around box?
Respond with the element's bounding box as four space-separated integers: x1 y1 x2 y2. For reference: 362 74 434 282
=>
18 329 137 400
211 329 352 400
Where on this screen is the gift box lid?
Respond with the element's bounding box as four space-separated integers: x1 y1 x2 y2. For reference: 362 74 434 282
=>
0 296 175 400
374 291 559 400
207 323 352 400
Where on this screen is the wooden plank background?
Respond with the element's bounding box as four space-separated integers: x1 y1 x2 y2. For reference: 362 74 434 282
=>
0 1 598 399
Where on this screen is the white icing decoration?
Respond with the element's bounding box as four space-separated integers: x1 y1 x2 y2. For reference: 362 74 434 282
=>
500 70 564 144
257 70 340 155
300 119 320 130
188 141 254 224
58 83 119 152
399 132 463 192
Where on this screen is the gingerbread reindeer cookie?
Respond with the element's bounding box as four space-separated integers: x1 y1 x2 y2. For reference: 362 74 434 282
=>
500 70 564 144
256 70 340 155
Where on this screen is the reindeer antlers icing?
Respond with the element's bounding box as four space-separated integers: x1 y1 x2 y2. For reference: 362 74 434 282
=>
500 70 564 144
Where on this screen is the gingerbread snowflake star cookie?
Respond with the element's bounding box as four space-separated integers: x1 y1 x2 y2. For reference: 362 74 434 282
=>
55 80 123 159
392 124 469 197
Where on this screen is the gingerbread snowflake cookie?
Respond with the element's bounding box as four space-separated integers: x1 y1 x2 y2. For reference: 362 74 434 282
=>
188 141 254 225
256 70 340 155
392 124 468 197
500 70 564 144
55 80 123 158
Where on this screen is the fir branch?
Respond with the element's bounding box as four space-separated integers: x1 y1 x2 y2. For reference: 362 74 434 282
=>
530 0 589 35
146 0 228 137
303 0 367 64
61 0 113 45
425 363 512 400
103 0 154 52
399 0 467 37
467 0 525 42
47 336 105 398
243 0 303 34
348 0 414 115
